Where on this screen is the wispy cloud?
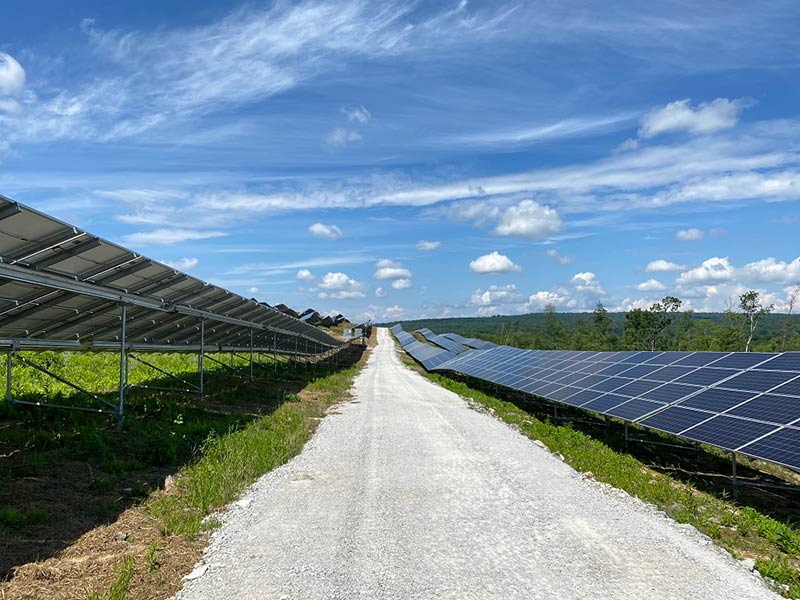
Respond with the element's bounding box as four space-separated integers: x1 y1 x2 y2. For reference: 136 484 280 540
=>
123 228 226 245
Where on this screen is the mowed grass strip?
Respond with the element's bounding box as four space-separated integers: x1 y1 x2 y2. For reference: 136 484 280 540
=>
424 372 800 598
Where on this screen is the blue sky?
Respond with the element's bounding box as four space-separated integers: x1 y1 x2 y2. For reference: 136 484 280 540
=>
1 1 800 322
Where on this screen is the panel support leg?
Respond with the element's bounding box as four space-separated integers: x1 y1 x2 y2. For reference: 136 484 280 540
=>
624 422 629 451
732 452 739 499
199 319 205 400
294 337 298 372
273 332 278 374
5 347 14 406
117 304 128 429
249 328 254 382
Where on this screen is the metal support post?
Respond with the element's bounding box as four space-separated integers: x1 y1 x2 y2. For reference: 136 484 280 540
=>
249 328 254 382
294 337 298 372
553 405 558 422
273 332 278 373
6 347 14 406
117 304 128 429
198 319 205 400
732 452 739 499
624 422 629 451
304 339 308 369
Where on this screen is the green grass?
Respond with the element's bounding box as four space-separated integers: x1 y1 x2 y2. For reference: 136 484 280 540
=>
85 555 136 600
423 372 800 598
147 365 359 536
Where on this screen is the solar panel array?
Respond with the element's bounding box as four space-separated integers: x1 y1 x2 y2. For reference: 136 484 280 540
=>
390 325 456 369
441 332 495 350
0 195 341 354
415 328 470 354
391 324 800 471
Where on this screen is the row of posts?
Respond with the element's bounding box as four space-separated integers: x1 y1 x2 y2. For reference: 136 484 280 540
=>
6 302 348 430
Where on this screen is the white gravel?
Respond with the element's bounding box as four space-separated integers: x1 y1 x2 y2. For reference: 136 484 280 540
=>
176 328 779 600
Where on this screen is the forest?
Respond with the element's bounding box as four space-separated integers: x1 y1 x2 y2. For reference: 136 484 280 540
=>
388 291 800 353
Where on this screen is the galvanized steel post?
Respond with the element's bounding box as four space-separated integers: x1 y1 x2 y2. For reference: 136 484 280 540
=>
199 318 205 400
117 304 127 429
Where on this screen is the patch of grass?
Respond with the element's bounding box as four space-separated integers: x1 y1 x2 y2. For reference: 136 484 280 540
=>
0 505 47 527
85 555 135 600
425 372 800 598
147 365 360 537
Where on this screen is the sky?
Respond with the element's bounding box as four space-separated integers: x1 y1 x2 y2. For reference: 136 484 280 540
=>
1 1 800 323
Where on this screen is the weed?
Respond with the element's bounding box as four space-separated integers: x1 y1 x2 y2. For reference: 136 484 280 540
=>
145 540 164 573
85 555 135 600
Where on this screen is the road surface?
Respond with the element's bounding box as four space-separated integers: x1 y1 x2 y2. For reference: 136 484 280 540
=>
177 327 776 600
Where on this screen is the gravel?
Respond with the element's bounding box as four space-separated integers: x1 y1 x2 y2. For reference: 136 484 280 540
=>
176 328 779 600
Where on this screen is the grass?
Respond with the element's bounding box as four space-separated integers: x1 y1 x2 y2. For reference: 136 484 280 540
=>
85 555 136 600
422 370 800 598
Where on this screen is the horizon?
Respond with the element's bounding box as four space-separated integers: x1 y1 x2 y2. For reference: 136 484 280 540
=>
2 1 800 322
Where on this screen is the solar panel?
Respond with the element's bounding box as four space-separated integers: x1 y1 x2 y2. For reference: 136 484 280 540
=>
639 406 712 434
681 416 778 451
738 427 800 469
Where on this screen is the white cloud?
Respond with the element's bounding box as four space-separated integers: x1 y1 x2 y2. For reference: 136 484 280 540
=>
709 227 727 238
325 128 362 148
316 271 365 299
308 223 342 240
374 259 412 280
392 278 412 290
123 228 226 245
469 251 522 275
0 53 25 97
248 286 259 294
342 105 371 124
676 228 704 241
296 268 316 282
545 248 574 265
375 287 387 297
639 98 749 138
384 305 405 318
162 257 198 271
570 271 604 294
493 200 563 238
469 284 523 310
416 240 441 251
677 257 736 285
739 257 800 284
526 290 575 311
645 259 686 272
634 278 666 292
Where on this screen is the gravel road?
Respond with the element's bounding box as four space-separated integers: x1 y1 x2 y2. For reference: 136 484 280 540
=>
177 327 778 600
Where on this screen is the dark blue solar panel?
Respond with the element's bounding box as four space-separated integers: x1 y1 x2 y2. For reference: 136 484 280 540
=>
678 388 757 412
596 363 638 376
682 416 777 451
561 389 606 407
718 370 798 393
739 427 800 470
582 394 627 413
756 353 800 372
536 382 565 396
549 386 581 401
771 378 800 398
672 352 730 367
553 371 592 385
573 374 609 389
726 394 800 425
675 368 736 387
640 407 713 434
641 383 700 403
577 362 609 374
589 377 631 392
645 366 696 382
618 364 662 378
620 352 658 364
613 379 662 398
606 399 664 421
711 353 777 370
643 352 693 365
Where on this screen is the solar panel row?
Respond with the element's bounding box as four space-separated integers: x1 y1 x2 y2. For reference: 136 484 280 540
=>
415 328 470 354
390 325 456 370
390 325 800 472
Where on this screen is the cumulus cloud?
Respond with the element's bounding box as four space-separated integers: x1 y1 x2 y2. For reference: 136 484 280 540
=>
570 271 604 294
526 290 575 311
676 228 704 241
162 257 198 271
645 259 686 272
545 248 574 265
342 105 371 124
392 278 412 290
375 287 387 297
308 222 342 240
384 305 405 318
123 228 226 245
468 284 525 316
316 271 365 299
676 257 736 285
374 259 412 280
634 278 667 292
297 268 316 282
493 200 563 238
469 251 522 274
639 98 749 138
416 240 441 251
0 52 25 97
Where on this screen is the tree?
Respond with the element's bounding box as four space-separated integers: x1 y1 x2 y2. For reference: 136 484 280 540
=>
780 285 800 352
622 296 682 351
542 304 566 350
739 290 774 352
591 301 615 350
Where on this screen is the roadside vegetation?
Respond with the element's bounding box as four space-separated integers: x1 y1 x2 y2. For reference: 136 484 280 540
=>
0 347 363 599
